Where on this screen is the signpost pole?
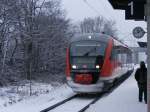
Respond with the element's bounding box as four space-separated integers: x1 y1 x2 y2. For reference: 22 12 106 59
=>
146 0 150 111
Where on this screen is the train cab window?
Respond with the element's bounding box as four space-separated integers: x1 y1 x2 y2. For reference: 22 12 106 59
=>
69 41 107 68
70 41 107 57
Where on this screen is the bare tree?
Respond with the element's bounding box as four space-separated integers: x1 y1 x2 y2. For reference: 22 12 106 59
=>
79 16 117 37
103 20 117 37
0 0 71 86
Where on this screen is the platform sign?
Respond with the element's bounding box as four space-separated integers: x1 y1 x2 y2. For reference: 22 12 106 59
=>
108 0 128 9
108 0 146 20
125 1 145 20
132 26 145 39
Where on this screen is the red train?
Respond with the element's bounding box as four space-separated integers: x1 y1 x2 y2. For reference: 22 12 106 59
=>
66 33 133 93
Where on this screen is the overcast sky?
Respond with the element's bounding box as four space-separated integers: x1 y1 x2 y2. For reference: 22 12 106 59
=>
61 0 147 47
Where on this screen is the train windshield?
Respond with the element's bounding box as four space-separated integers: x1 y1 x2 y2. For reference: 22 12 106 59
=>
70 41 106 57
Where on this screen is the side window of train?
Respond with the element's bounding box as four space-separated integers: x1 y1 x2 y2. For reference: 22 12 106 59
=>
110 47 117 61
117 47 129 67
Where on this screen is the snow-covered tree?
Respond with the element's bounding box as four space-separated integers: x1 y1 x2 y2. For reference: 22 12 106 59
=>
0 0 71 86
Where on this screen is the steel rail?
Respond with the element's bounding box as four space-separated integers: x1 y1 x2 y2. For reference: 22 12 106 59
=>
40 94 77 112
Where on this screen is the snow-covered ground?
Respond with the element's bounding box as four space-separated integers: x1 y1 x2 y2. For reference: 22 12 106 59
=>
0 64 147 112
0 84 75 112
0 82 53 108
86 64 147 112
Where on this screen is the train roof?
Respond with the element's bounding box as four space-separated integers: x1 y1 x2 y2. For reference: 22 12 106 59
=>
70 33 111 43
70 33 131 51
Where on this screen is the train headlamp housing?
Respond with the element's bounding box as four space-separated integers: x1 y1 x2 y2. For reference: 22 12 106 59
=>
96 65 100 69
72 65 77 69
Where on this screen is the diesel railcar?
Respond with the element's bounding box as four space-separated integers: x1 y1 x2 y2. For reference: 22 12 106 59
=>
66 33 133 93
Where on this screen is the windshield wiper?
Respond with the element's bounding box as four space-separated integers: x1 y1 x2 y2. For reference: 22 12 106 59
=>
83 47 96 56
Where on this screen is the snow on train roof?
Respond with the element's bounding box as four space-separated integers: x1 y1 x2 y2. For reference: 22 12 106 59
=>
113 38 129 48
113 38 132 52
70 33 110 43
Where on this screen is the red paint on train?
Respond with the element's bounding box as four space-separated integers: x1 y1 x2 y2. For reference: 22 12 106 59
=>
100 38 114 77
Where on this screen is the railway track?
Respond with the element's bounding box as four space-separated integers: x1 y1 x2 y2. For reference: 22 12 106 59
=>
40 93 105 112
40 94 78 112
77 94 104 112
40 70 133 112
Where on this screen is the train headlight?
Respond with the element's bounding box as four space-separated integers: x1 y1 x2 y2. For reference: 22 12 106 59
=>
72 65 77 69
96 65 100 69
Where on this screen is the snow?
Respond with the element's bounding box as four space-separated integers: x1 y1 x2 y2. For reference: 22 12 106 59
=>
0 84 75 112
0 64 147 112
86 65 147 112
49 98 93 112
0 82 54 108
